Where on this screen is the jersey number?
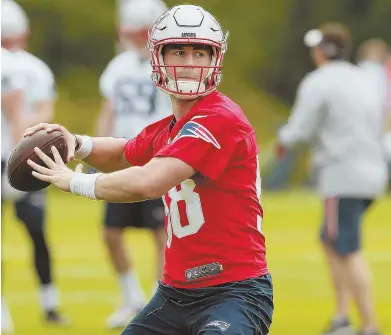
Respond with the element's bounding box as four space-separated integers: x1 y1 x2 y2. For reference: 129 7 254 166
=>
162 179 205 247
115 79 157 116
162 156 262 246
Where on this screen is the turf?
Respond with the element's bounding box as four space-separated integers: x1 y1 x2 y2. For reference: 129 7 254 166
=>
2 189 390 335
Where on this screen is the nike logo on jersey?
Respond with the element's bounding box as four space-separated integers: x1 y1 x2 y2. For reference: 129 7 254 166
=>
172 121 221 149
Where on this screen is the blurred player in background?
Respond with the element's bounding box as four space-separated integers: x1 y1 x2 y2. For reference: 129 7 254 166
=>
96 0 170 328
24 4 274 335
356 38 391 178
277 23 388 335
356 38 389 119
1 0 67 325
1 47 23 335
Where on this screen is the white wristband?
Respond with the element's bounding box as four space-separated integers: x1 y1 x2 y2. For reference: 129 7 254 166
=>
70 173 103 200
74 135 93 160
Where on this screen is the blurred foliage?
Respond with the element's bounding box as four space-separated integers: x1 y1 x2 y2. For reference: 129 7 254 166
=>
257 0 391 104
17 0 391 140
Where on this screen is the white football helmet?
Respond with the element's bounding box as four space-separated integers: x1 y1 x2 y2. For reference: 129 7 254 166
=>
148 5 229 99
118 0 167 52
120 0 167 31
1 0 29 38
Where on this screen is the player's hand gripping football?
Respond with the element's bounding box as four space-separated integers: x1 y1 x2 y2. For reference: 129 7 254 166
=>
24 123 77 162
27 146 83 192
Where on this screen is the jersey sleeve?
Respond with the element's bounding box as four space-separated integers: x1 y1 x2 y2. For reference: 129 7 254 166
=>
156 113 242 180
124 126 155 166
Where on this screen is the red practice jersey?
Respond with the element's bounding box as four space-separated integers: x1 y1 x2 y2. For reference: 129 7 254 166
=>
124 91 268 288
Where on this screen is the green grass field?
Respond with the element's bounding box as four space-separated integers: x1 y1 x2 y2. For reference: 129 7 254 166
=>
2 189 391 335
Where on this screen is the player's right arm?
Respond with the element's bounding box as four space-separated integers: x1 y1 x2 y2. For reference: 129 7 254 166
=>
23 119 157 173
82 121 154 172
23 123 129 171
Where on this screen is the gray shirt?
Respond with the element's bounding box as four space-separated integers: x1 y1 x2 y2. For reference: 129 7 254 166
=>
278 61 388 198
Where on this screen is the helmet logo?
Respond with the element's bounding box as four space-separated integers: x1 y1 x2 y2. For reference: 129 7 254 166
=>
155 11 169 27
152 11 170 34
181 32 196 38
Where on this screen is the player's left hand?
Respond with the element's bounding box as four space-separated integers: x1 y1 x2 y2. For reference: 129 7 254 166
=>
27 146 83 192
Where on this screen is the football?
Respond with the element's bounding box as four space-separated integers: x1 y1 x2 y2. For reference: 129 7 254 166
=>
7 130 68 192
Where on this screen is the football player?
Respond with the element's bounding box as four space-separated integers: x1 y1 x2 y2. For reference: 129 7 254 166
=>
25 5 274 335
1 47 22 335
1 0 67 325
95 0 170 328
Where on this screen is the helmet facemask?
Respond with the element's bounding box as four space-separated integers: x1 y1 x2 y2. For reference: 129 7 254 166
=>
149 36 228 100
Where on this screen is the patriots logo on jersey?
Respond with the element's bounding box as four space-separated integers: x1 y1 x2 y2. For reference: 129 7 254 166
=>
172 121 221 149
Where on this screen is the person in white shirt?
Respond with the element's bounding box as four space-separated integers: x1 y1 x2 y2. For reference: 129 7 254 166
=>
277 23 388 335
1 47 20 335
96 0 171 329
1 0 67 325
